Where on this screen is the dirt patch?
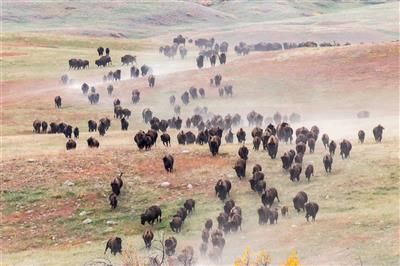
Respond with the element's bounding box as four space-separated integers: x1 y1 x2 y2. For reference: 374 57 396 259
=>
0 51 27 57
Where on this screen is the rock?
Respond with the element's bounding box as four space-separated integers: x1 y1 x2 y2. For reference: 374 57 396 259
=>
79 211 87 216
187 184 193 190
82 218 92 224
63 180 74 187
181 150 190 154
27 159 36 163
106 220 118 225
325 195 330 199
160 182 170 188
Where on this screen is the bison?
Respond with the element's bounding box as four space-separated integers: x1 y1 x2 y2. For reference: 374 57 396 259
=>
261 187 280 206
209 136 221 156
87 136 100 148
233 158 246 179
104 237 122 255
142 229 154 249
66 139 76 150
339 139 352 159
289 163 302 182
373 124 384 142
215 179 231 201
54 96 62 108
163 154 174 172
293 191 308 212
323 154 333 173
305 202 319 222
358 130 365 144
305 164 314 181
238 145 249 160
141 205 162 225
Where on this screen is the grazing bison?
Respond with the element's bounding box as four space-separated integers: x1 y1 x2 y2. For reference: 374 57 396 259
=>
163 154 174 172
305 164 314 181
184 199 196 214
161 133 171 146
289 163 302 182
261 187 280 207
148 75 155 88
109 193 118 209
104 237 122 255
215 179 232 201
233 158 246 179
165 236 177 256
121 54 136 65
329 140 337 155
238 145 249 160
322 133 329 149
305 202 319 222
66 139 76 150
373 125 384 142
266 135 279 159
209 136 221 156
54 96 62 108
358 130 365 144
110 173 123 196
142 229 154 249
293 191 308 212
323 154 333 173
141 205 162 225
87 136 99 148
339 139 352 159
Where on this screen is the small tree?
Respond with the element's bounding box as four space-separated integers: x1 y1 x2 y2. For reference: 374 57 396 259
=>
281 251 300 266
233 246 271 266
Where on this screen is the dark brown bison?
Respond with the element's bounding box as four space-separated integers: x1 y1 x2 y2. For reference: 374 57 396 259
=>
202 228 210 243
305 164 314 181
289 163 302 182
177 131 187 145
142 229 154 249
107 84 113 96
184 199 195 214
251 126 263 138
196 55 204 69
339 139 352 159
185 131 196 144
257 206 268 225
281 206 289 217
165 236 177 256
323 154 333 173
217 212 228 230
358 130 365 144
148 75 155 88
54 96 62 108
205 219 213 230
296 126 309 137
41 121 48 133
209 135 221 156
294 153 303 164
266 207 278 225
33 119 41 133
373 124 384 142
219 53 226 64
104 237 122 255
141 205 162 225
169 95 176 106
236 128 246 143
199 88 205 98
329 140 337 155
310 125 320 140
277 122 293 143
305 202 319 222
296 142 306 154
181 91 190 105
87 120 97 133
73 127 79 138
308 138 315 153
296 133 307 145
110 173 123 196
238 145 249 160
252 164 262 174
142 108 153 124
87 136 99 148
233 158 246 179
161 132 171 146
322 133 329 149
293 191 308 212
66 139 76 150
249 172 266 195
120 118 129 131
163 154 174 172
97 47 104 56
280 152 292 170
121 54 136 65
223 199 235 215
134 130 147 150
261 187 280 206
215 179 231 201
109 193 118 209
170 216 183 233
266 135 279 159
253 136 261 151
